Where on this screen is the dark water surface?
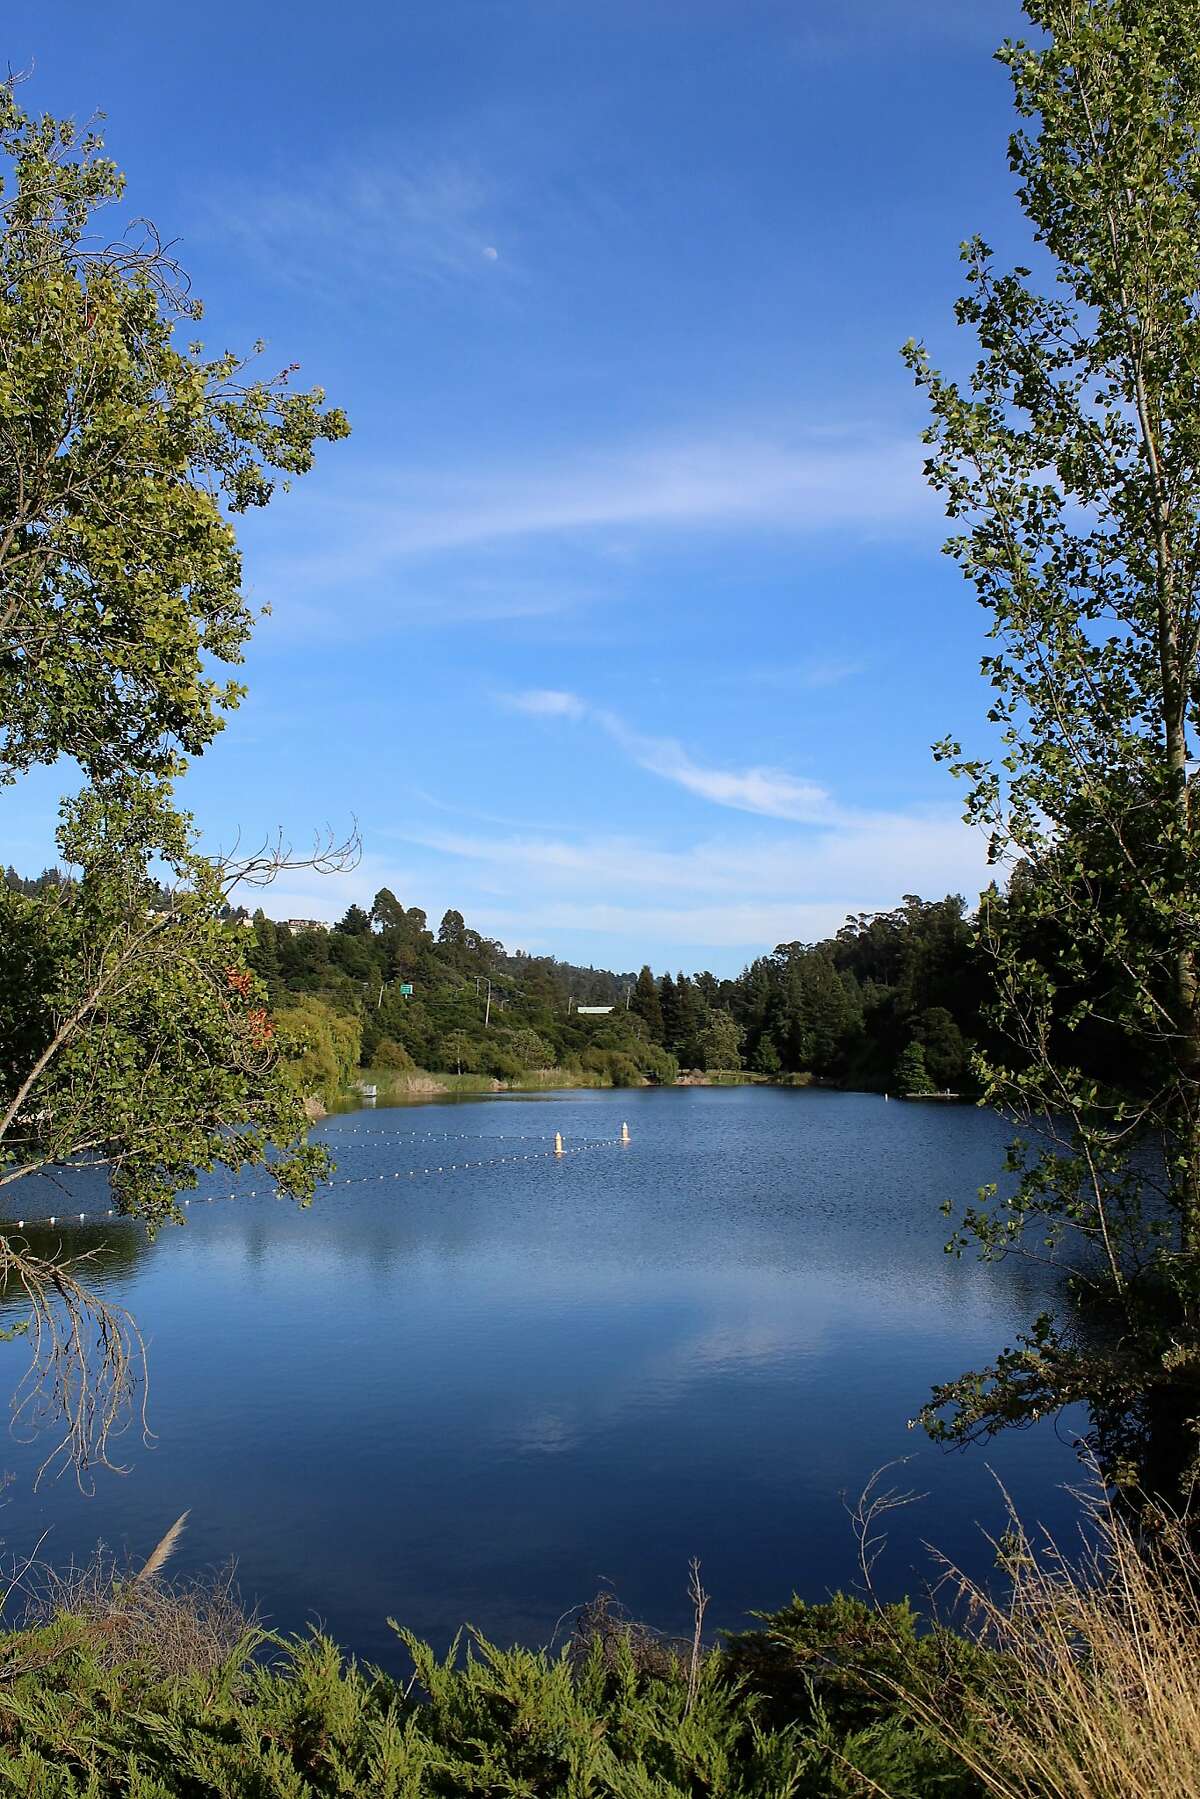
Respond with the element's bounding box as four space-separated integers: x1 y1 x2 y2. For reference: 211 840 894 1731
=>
1 1087 1084 1663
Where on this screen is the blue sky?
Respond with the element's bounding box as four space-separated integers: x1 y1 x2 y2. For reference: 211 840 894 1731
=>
8 0 1031 974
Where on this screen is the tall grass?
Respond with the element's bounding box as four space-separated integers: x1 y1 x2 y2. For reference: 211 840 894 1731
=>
904 1485 1200 1799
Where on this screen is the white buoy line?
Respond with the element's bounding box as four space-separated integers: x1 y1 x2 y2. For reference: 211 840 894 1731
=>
318 1127 586 1142
0 1128 633 1232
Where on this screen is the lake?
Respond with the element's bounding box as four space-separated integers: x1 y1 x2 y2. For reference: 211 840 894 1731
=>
0 1085 1084 1664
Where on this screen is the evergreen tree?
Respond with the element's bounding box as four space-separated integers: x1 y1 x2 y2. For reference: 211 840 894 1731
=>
894 1041 932 1097
335 904 373 937
630 966 663 1041
658 972 681 1049
246 910 281 998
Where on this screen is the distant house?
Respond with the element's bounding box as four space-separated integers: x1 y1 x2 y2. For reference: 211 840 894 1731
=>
576 1005 615 1016
283 918 329 933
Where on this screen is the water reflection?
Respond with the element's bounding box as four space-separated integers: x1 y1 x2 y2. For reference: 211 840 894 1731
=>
0 1087 1084 1663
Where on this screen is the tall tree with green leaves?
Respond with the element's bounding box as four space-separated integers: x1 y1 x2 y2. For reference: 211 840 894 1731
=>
0 91 347 783
906 0 1200 1498
0 86 348 1477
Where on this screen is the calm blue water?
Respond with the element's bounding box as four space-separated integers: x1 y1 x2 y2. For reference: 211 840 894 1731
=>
0 1086 1084 1663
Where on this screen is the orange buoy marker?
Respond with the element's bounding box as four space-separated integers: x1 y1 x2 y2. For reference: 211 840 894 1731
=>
554 1132 564 1157
620 1121 631 1144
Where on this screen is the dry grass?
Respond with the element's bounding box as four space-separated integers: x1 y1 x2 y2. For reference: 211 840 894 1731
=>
3 1541 256 1683
571 1564 714 1690
914 1486 1200 1799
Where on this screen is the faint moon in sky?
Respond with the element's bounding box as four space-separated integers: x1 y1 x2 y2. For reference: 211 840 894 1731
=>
482 245 500 261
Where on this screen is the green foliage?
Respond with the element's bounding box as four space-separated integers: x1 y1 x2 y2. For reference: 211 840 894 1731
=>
905 0 1200 1499
893 1041 933 1097
630 966 664 1042
506 1027 555 1071
0 1588 997 1797
0 82 347 1478
275 995 363 1110
0 779 330 1224
913 1008 968 1092
0 91 347 785
724 1593 992 1796
726 898 981 1090
435 1031 481 1075
701 1010 744 1073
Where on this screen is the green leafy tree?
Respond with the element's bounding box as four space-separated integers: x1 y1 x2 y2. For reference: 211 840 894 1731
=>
437 1031 480 1075
507 1028 554 1071
276 994 362 1110
700 1010 743 1072
0 780 337 1219
0 92 347 785
369 888 405 932
0 91 348 1477
437 909 466 949
905 0 1200 1497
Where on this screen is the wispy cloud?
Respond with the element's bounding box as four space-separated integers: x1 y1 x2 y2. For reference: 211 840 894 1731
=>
504 689 834 823
253 427 935 610
217 153 507 293
388 810 988 955
507 689 586 720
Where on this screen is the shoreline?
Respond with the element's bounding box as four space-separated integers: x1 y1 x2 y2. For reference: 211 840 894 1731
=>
314 1067 982 1115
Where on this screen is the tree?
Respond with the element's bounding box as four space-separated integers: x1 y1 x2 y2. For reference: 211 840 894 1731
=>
334 905 373 938
905 0 1200 1498
700 1010 743 1072
914 1007 968 1091
658 972 681 1049
507 1028 554 1071
370 888 405 932
893 1040 932 1098
245 909 281 998
0 90 348 1478
437 909 466 948
630 965 663 1041
275 993 363 1110
0 780 342 1221
0 91 347 785
437 1031 480 1075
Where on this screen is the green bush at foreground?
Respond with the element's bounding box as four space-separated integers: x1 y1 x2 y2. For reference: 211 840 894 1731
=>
0 1589 990 1798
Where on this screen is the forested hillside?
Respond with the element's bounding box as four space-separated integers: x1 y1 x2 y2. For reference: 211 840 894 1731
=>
4 859 985 1093
3 866 984 1097
240 886 982 1097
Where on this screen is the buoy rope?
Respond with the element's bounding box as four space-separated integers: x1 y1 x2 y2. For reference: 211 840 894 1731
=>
0 1134 631 1231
